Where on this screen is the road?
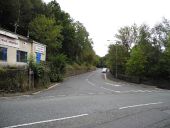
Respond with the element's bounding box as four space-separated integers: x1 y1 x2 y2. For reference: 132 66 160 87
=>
0 69 170 128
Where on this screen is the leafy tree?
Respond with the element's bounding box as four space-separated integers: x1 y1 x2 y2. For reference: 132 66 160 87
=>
29 15 62 59
0 0 19 32
107 44 129 75
115 24 139 51
49 54 67 82
126 45 147 76
97 56 107 68
0 0 44 35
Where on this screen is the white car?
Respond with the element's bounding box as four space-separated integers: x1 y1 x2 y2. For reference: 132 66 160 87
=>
102 68 107 73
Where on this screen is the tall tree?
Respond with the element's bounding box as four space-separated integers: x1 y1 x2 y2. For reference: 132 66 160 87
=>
126 45 147 76
29 15 62 59
115 24 139 51
107 44 129 75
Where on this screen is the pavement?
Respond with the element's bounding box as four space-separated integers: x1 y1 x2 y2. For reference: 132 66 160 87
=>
0 69 170 128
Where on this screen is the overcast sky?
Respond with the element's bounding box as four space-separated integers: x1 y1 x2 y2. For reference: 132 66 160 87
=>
44 0 170 57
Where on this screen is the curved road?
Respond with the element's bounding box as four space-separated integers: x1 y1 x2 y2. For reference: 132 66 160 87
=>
0 69 170 128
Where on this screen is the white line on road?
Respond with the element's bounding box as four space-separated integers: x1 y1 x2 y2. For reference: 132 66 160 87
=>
88 93 95 95
4 114 88 128
119 102 163 110
46 83 60 90
87 71 96 79
32 91 41 95
100 86 120 93
104 82 121 87
86 79 95 86
33 83 60 95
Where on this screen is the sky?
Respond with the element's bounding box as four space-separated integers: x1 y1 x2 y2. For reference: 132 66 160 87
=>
44 0 170 57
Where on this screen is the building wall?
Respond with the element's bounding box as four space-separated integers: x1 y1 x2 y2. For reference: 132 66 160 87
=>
16 39 32 66
0 29 46 67
32 42 46 61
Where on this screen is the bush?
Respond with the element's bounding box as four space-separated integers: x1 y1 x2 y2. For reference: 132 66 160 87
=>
33 63 50 88
28 55 51 88
65 63 96 77
49 54 67 82
0 68 29 92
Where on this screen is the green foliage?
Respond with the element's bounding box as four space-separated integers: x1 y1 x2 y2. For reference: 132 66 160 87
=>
0 0 98 88
115 24 139 51
29 15 62 59
107 44 129 75
28 54 50 87
0 68 28 92
28 54 36 70
49 54 67 82
126 46 147 76
107 18 170 83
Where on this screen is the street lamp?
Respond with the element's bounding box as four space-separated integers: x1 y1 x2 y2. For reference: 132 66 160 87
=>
107 40 118 78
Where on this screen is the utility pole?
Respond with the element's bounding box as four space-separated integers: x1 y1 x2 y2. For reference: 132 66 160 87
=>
115 42 118 78
107 40 118 78
14 22 19 34
14 0 20 34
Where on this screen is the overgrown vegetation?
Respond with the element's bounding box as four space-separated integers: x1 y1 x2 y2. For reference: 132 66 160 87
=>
0 67 28 92
0 0 97 66
0 0 98 92
106 18 170 88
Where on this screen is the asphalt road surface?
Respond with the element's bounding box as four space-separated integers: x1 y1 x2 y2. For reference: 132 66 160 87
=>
0 69 170 128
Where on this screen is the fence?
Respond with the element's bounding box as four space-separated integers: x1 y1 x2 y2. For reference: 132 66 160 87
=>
108 72 170 89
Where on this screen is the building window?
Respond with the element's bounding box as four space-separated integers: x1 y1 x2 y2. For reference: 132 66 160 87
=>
0 47 7 61
17 50 27 63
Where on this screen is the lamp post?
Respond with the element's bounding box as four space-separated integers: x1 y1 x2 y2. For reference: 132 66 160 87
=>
115 41 118 78
107 40 118 78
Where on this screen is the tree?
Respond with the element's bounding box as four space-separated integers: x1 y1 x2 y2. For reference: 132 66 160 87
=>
115 24 139 51
107 44 129 75
0 0 44 35
29 15 62 59
0 0 19 32
49 54 67 82
126 45 147 76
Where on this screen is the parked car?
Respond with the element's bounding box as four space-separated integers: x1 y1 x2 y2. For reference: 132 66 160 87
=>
102 68 107 73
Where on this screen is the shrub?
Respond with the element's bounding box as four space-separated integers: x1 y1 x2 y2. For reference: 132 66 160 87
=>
49 54 67 82
0 68 28 92
28 55 50 88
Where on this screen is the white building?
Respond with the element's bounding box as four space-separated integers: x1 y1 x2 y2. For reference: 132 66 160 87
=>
0 29 46 67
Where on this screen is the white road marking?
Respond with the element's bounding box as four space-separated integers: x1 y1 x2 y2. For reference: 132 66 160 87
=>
4 114 88 128
104 82 121 87
87 72 95 79
136 90 145 92
22 95 30 97
33 83 60 95
100 86 120 93
46 96 56 98
47 83 60 90
119 102 163 110
85 72 162 94
88 93 95 95
86 79 95 86
32 91 41 95
57 95 67 97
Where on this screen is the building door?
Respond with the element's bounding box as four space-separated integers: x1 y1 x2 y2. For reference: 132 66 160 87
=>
36 52 41 64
